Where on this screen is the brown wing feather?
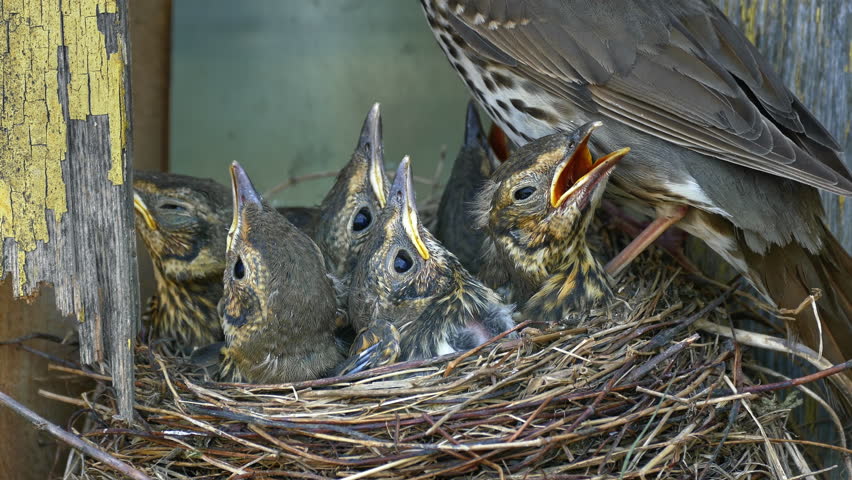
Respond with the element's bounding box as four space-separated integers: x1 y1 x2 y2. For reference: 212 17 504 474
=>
743 223 852 400
443 0 852 194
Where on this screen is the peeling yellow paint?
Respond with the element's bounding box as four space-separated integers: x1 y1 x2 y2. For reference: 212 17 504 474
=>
0 180 11 229
62 0 127 184
0 1 68 281
108 47 128 184
846 41 852 73
739 0 759 43
1 0 127 292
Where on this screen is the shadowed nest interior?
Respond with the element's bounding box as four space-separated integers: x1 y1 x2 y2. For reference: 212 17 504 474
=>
54 170 850 480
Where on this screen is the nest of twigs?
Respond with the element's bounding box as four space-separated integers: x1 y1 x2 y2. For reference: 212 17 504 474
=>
50 169 850 480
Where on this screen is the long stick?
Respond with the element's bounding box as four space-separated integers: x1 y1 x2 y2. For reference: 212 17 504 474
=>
695 319 852 396
740 359 852 394
0 390 152 480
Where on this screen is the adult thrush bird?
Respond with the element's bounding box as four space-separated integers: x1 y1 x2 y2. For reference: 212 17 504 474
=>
475 123 629 324
133 171 229 349
218 162 342 383
434 101 499 274
348 156 515 365
422 1 852 364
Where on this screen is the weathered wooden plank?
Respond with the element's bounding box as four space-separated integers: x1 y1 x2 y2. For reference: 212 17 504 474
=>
0 0 137 418
716 0 851 251
0 283 89 480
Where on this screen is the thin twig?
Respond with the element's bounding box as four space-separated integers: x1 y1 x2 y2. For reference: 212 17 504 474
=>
0 390 152 480
626 333 698 382
720 436 852 455
444 320 530 377
644 281 738 351
0 332 70 345
264 170 341 197
695 319 852 396
739 359 852 395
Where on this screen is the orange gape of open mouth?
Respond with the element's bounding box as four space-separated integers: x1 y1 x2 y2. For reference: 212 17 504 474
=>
550 131 630 209
488 124 511 162
551 140 594 205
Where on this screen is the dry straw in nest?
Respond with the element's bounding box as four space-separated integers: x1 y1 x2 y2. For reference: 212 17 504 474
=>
39 167 850 480
53 255 852 479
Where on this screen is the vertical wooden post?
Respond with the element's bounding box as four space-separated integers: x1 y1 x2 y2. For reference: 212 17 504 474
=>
0 0 137 418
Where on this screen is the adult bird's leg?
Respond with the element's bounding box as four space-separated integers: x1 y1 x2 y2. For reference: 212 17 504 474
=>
605 205 690 276
601 201 698 274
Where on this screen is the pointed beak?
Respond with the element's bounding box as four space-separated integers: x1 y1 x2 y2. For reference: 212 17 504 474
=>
390 156 430 260
463 101 502 173
463 100 486 149
358 103 387 208
549 122 629 209
133 192 158 231
228 161 263 250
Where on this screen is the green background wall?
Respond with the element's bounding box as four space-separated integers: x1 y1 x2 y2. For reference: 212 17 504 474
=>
170 0 470 207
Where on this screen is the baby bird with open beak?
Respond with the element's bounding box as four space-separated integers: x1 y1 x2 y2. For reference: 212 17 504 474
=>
218 162 343 383
474 122 630 324
345 156 514 370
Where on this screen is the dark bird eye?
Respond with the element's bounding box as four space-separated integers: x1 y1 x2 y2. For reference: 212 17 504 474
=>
233 257 245 279
393 250 413 273
514 186 536 201
159 203 186 211
352 207 372 231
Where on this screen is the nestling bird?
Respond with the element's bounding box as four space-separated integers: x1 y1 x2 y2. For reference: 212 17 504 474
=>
218 162 343 383
307 102 390 281
475 123 629 324
422 0 852 364
274 205 318 232
348 156 515 364
133 171 337 349
133 171 229 349
434 101 499 274
132 103 386 352
254 103 389 349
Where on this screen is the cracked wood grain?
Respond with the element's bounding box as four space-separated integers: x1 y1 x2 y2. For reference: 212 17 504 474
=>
0 0 136 419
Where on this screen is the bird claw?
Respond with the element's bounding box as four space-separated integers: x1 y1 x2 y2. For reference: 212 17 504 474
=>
336 320 401 376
